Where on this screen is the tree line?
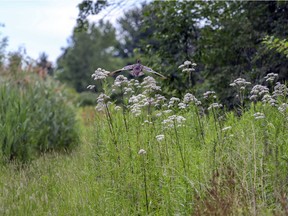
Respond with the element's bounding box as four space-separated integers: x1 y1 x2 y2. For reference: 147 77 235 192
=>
55 1 288 107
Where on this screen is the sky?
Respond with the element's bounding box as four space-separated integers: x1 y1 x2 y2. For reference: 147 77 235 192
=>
0 0 136 65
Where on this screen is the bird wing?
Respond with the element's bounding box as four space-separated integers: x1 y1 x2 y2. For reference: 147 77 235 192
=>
143 66 167 79
109 64 134 76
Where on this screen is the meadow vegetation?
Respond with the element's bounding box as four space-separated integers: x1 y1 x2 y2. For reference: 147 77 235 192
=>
1 61 287 215
0 72 79 163
1 1 288 214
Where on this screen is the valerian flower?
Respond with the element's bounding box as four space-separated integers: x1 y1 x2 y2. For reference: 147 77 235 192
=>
163 109 173 114
168 97 180 108
113 75 128 87
272 82 288 98
253 112 265 120
229 78 251 89
178 60 197 73
264 73 278 82
203 91 216 100
262 94 276 106
278 103 288 114
249 85 269 101
92 68 110 80
123 87 134 95
178 102 187 109
154 94 166 107
183 93 201 106
129 103 142 116
138 149 147 155
96 93 111 111
162 115 186 129
156 134 165 142
141 76 161 94
208 103 223 110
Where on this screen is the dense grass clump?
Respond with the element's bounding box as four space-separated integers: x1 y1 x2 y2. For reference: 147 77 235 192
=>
0 74 79 162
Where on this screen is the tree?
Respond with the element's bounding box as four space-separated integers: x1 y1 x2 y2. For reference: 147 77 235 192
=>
139 1 288 105
199 1 288 105
116 3 155 59
56 20 122 92
37 52 54 76
0 23 8 69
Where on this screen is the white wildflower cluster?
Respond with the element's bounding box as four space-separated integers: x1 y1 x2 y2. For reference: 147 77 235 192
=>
203 91 216 100
138 149 147 155
128 79 141 89
183 93 201 106
229 78 251 90
92 68 110 80
249 85 269 101
149 94 167 109
272 82 288 98
129 94 146 104
128 93 162 116
163 109 173 114
261 94 276 106
162 115 186 129
168 97 181 108
156 134 165 142
97 93 110 104
264 73 278 82
113 75 128 87
278 103 288 114
178 102 187 109
208 103 223 110
123 87 134 95
129 103 141 116
96 93 110 111
141 76 161 94
143 120 152 125
155 111 162 117
253 112 265 120
128 94 147 116
178 60 197 73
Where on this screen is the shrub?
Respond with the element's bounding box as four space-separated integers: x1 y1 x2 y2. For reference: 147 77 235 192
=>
0 75 79 162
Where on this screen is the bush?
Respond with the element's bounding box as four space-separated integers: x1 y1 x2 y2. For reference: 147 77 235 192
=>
77 91 97 107
0 75 79 162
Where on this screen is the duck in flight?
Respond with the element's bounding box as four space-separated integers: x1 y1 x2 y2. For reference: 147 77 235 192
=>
109 60 166 79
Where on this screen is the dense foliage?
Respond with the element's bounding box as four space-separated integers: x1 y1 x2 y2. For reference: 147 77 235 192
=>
76 1 288 107
56 20 123 92
0 74 79 163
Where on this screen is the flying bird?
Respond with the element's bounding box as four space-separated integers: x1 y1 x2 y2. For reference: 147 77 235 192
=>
109 60 166 79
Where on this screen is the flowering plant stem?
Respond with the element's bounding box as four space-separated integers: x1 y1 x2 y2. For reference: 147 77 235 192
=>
141 155 149 214
194 106 205 145
104 104 120 166
173 122 186 175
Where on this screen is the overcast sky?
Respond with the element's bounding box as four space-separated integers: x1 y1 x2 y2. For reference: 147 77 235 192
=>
0 0 138 64
0 0 81 64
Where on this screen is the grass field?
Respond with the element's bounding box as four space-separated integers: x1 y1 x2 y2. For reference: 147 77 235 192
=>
1 74 288 215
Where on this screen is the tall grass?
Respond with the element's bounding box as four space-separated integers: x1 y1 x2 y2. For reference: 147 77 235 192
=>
0 74 79 162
